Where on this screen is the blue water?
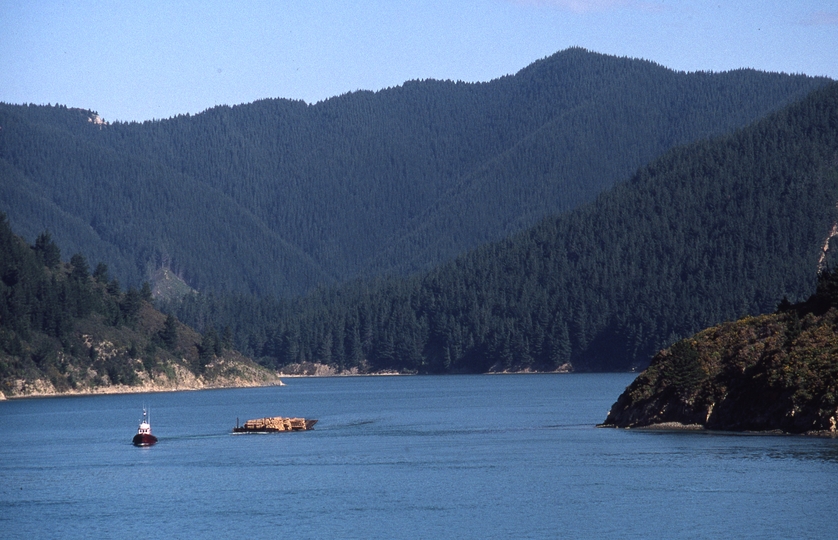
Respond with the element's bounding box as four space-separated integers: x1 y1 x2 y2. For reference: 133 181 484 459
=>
1 374 836 539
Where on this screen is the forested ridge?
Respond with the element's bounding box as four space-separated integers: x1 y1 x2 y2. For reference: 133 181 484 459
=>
168 83 838 373
0 214 277 397
1 48 830 296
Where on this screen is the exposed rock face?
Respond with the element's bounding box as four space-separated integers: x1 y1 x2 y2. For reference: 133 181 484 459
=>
487 362 573 374
5 352 284 399
279 362 340 377
601 311 838 435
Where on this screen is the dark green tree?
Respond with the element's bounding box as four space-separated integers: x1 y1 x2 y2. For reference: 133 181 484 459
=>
33 232 61 268
93 263 109 283
69 254 90 282
120 288 142 324
160 314 179 351
140 282 153 302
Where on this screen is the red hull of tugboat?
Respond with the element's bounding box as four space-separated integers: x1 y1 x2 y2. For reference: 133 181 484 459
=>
132 433 158 446
133 407 157 446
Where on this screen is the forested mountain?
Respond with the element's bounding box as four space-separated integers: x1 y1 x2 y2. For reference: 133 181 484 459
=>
0 48 830 296
168 83 838 373
0 214 280 397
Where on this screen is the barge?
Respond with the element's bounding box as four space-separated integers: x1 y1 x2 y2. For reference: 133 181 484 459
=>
233 416 317 433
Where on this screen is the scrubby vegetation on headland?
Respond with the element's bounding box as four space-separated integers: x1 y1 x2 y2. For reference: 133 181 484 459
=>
601 268 838 435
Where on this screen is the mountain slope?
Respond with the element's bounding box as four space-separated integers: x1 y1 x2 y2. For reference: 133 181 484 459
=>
1 48 830 295
169 82 838 373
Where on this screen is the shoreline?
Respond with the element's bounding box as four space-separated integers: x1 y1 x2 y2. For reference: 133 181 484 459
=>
596 421 838 438
630 422 706 431
0 380 286 401
1 368 581 400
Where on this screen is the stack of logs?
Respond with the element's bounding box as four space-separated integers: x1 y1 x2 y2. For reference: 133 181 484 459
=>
240 417 310 431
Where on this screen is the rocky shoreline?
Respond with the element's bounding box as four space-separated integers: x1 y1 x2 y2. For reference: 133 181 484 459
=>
597 421 705 431
1 357 285 400
599 309 838 437
597 420 838 437
1 361 575 400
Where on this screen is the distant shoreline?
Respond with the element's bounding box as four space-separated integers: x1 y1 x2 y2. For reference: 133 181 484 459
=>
0 368 583 400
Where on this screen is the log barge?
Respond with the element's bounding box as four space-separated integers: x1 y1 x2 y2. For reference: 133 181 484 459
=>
233 416 318 433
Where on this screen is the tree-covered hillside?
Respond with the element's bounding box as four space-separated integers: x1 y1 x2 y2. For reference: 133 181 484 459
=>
169 83 838 373
0 214 279 397
1 48 830 296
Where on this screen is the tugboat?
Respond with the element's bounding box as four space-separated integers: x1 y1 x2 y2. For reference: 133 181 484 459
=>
132 407 158 446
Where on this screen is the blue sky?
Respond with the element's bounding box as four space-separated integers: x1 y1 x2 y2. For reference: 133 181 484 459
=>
1 0 836 122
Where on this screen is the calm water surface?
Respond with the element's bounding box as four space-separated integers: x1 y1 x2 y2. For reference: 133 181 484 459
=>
1 374 836 539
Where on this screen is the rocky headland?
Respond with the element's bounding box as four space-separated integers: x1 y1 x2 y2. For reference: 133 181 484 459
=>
600 272 838 435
